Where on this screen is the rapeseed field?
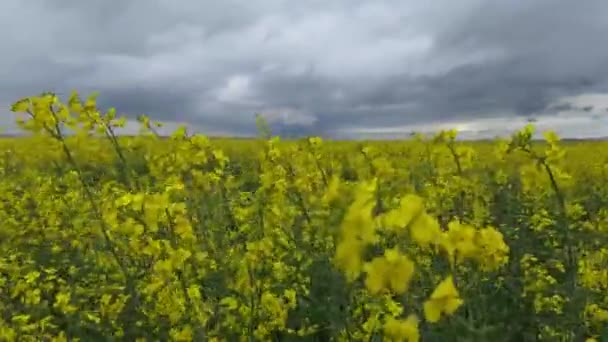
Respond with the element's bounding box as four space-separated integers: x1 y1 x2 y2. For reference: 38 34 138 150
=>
0 92 607 341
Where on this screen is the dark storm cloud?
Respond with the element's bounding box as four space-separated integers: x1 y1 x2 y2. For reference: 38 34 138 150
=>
549 103 576 112
2 0 608 137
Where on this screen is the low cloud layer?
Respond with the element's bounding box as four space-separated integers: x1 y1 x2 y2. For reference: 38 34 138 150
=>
2 0 608 139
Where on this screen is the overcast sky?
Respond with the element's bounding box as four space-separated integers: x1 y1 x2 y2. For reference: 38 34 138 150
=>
2 0 608 139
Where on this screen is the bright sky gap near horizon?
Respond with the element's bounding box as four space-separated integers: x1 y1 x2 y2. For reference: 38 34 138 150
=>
1 0 608 139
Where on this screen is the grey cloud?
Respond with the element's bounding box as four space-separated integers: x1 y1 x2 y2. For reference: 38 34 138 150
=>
550 103 575 112
2 0 608 138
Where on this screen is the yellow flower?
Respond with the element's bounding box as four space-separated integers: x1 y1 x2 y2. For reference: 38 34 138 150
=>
409 213 441 247
440 221 478 264
474 227 510 271
364 257 391 294
335 238 365 281
423 275 463 323
384 314 419 342
379 194 423 234
386 250 416 294
364 248 415 294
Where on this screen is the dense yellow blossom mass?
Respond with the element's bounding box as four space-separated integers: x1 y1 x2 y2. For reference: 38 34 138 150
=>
0 91 607 341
